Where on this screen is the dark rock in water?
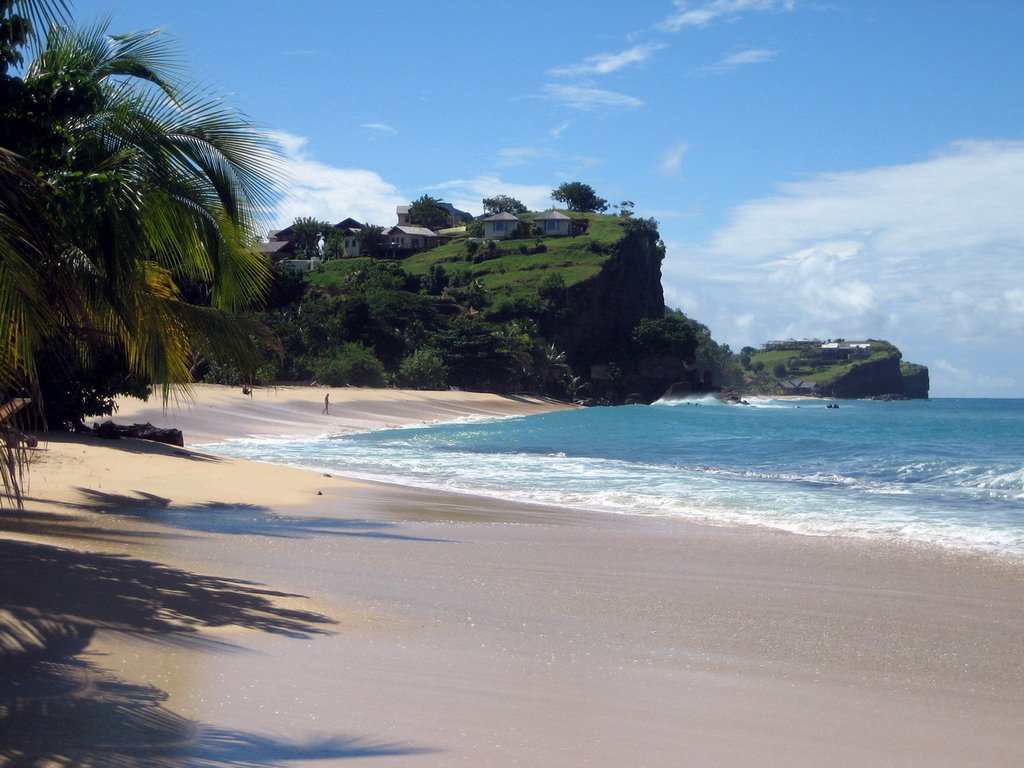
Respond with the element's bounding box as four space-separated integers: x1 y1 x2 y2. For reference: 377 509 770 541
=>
661 381 695 400
624 393 645 405
718 391 749 405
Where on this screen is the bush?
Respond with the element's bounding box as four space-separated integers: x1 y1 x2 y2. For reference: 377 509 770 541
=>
313 343 387 387
397 349 449 390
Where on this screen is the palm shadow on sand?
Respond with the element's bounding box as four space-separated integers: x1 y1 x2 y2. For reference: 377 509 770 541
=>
72 487 454 542
1 658 437 766
0 538 439 763
0 537 334 642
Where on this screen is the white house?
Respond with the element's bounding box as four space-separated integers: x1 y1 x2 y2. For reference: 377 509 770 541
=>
386 225 442 251
534 210 573 237
481 212 526 240
331 217 363 258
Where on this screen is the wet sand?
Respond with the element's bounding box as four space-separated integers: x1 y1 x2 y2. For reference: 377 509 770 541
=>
2 385 1023 766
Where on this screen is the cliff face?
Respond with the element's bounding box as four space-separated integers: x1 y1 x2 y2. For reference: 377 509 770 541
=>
827 356 904 398
901 364 930 399
826 356 930 399
551 226 665 375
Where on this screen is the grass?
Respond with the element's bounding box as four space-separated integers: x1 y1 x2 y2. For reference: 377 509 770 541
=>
407 213 626 301
745 341 900 387
303 212 636 303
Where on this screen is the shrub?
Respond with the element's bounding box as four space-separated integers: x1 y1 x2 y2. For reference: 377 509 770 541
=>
313 343 387 387
397 349 449 390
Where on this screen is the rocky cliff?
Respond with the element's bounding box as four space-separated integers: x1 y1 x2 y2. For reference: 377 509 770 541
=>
825 355 930 399
550 222 666 376
900 363 931 399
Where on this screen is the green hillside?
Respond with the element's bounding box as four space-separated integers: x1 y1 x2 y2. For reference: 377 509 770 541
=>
737 340 928 398
747 340 897 381
399 213 627 302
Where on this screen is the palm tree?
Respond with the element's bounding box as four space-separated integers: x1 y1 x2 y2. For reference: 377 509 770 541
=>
1 7 283 502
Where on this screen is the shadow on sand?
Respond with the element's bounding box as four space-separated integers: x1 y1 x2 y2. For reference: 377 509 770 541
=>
1 658 437 766
70 488 454 542
0 538 438 764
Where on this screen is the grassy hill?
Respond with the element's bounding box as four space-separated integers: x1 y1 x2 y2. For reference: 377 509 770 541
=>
739 340 928 398
307 212 628 303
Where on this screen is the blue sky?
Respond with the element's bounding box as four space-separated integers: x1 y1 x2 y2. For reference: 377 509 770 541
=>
68 1 1024 396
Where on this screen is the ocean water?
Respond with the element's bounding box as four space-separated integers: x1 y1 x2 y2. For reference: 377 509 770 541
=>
200 397 1024 558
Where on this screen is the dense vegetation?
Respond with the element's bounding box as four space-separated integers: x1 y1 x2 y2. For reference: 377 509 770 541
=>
1 0 280 500
205 215 675 398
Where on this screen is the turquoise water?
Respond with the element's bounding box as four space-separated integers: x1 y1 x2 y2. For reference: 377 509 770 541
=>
201 398 1024 557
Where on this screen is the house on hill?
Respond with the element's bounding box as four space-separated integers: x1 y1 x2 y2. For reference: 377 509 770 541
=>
780 379 819 396
820 342 873 360
481 212 529 240
330 218 364 258
386 225 445 254
397 201 473 228
256 234 296 260
534 210 573 237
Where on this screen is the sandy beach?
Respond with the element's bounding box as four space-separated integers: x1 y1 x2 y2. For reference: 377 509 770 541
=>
2 384 1023 767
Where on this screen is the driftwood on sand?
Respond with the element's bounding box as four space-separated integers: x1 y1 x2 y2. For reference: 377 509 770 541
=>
88 420 185 447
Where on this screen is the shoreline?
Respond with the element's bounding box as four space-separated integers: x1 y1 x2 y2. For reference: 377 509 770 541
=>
3 385 1023 766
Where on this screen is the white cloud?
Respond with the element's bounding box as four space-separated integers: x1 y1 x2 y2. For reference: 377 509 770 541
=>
542 83 643 111
721 48 777 66
701 47 779 73
496 146 555 168
662 140 1024 396
658 0 795 32
362 122 397 136
659 141 690 176
549 42 666 77
428 176 556 217
550 122 571 139
266 131 405 229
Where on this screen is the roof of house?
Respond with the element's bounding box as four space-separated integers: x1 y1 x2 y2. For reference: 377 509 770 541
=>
256 240 293 254
780 379 819 390
482 212 522 222
534 210 572 220
333 217 364 230
388 225 438 237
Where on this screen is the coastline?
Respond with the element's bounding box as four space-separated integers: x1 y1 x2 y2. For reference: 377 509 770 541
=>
2 385 1023 766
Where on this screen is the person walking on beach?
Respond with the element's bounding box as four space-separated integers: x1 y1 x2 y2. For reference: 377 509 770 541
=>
322 393 330 415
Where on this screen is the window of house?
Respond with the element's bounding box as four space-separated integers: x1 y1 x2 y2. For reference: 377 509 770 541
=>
494 221 506 232
545 220 557 231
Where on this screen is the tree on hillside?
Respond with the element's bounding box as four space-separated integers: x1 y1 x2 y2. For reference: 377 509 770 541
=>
551 181 608 213
289 216 331 258
631 316 699 362
356 224 386 257
1 3 280 499
408 194 450 230
482 194 527 216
